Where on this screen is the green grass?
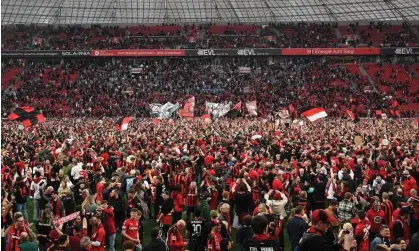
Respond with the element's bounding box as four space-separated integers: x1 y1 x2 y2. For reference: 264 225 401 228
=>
26 200 291 251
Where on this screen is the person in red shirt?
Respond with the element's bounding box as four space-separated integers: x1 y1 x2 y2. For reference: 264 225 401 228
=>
98 201 116 251
381 192 394 225
122 208 141 245
167 219 187 251
185 182 198 221
402 170 418 197
90 215 106 251
207 219 223 251
353 211 371 251
172 185 185 224
366 200 385 243
95 177 106 202
5 213 36 251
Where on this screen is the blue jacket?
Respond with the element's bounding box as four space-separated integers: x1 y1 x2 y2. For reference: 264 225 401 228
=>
287 215 309 251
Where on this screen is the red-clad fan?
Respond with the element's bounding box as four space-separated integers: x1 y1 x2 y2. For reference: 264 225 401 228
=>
98 201 116 249
122 208 141 245
366 200 385 242
171 184 185 223
167 220 188 251
174 171 187 193
185 181 198 221
391 207 411 245
353 211 371 251
90 215 106 251
207 219 223 251
49 191 65 219
5 213 36 251
402 170 418 197
95 177 106 202
381 192 394 225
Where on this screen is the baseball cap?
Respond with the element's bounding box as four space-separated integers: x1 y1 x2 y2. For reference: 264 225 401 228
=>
312 209 338 225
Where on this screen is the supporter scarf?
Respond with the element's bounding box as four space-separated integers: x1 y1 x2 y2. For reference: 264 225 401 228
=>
398 216 410 243
211 230 222 250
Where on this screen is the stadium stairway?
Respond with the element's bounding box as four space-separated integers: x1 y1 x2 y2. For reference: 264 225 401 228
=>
1 67 23 91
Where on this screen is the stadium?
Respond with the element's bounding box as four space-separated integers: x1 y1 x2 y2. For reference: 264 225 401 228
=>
1 0 419 251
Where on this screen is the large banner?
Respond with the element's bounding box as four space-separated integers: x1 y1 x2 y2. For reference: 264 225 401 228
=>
3 47 418 58
91 49 185 57
380 47 419 55
185 48 281 57
282 48 380 56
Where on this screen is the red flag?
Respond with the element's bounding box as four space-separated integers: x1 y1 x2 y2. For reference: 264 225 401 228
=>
346 110 355 121
302 107 327 122
395 110 400 117
376 110 382 115
392 100 399 108
288 104 295 113
178 96 195 118
115 116 133 131
233 101 242 111
390 110 395 116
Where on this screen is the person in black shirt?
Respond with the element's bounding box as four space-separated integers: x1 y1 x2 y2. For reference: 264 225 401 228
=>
143 227 167 251
245 215 280 251
48 234 72 251
299 209 337 251
36 208 53 250
236 215 254 251
186 208 206 251
14 176 29 220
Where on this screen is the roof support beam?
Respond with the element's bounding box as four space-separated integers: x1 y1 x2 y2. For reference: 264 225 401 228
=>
226 0 240 23
263 0 278 22
384 0 409 21
211 0 223 22
52 0 66 24
164 0 169 23
111 0 117 22
318 1 338 22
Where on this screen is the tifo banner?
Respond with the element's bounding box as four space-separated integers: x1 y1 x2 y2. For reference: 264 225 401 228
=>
149 103 162 117
53 212 80 225
91 49 185 57
205 102 232 118
282 48 380 56
149 102 179 118
159 102 180 118
178 96 195 118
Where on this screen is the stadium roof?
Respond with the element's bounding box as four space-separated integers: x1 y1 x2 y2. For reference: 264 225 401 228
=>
1 0 418 25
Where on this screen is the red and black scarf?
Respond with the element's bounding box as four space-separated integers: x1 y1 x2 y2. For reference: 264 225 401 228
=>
52 199 62 218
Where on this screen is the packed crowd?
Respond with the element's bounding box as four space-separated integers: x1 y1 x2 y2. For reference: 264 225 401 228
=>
2 58 419 119
1 22 417 50
1 117 419 251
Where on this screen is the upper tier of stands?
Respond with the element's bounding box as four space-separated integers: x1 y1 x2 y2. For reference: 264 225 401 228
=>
2 22 417 50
